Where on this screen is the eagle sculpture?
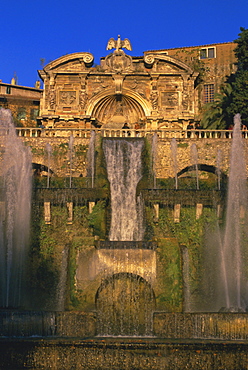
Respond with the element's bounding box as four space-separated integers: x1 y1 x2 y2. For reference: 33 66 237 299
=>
106 35 132 52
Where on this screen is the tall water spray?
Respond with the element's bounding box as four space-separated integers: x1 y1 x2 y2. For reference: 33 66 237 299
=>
191 143 199 190
152 133 158 189
0 109 32 307
220 114 248 310
216 149 222 190
68 135 74 188
87 131 96 188
171 138 178 189
202 114 248 312
103 139 144 241
45 143 52 188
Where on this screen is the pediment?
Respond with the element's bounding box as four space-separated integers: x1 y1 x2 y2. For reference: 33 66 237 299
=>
144 53 194 75
155 60 182 73
55 61 86 72
43 52 94 73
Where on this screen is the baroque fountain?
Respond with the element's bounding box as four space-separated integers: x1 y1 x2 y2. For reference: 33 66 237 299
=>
0 108 248 369
1 36 248 368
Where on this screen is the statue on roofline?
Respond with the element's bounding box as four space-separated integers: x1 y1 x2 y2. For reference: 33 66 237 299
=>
106 35 132 52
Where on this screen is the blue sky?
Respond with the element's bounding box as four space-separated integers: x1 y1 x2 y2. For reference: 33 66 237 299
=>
1 0 248 87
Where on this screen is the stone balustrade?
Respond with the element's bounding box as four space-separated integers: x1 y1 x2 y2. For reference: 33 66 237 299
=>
12 127 248 139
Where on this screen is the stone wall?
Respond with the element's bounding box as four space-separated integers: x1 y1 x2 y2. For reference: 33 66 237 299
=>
22 133 246 180
156 137 233 178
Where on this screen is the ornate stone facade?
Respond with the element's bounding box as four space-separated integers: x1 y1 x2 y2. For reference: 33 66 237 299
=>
38 37 199 130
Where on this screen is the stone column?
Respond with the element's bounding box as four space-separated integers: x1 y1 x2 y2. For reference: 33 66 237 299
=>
44 202 51 224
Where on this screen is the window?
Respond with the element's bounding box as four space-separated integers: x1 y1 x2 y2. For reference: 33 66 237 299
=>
17 107 27 120
203 84 215 103
6 86 11 94
200 47 216 59
30 108 39 120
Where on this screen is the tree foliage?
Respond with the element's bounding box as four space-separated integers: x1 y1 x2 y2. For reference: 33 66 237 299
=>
201 27 248 128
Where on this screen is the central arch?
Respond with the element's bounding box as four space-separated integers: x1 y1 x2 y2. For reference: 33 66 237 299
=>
86 88 151 128
96 272 156 336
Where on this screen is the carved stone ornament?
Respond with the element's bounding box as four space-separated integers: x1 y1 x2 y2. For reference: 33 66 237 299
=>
105 50 133 73
79 89 88 109
144 54 155 66
80 53 94 65
106 35 132 52
105 35 133 73
161 92 178 107
59 91 76 105
150 90 159 110
49 88 56 109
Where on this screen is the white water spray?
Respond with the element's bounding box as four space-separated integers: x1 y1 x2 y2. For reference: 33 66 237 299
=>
45 143 52 189
191 143 199 190
68 135 74 188
171 138 178 189
87 131 96 188
0 109 32 307
221 114 247 310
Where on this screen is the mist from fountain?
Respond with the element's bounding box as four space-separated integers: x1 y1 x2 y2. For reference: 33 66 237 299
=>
0 109 32 308
171 138 178 189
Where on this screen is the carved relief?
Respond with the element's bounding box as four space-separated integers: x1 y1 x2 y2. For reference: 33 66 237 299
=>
161 92 178 108
79 90 88 109
150 90 159 110
105 50 133 73
59 91 76 105
49 88 56 110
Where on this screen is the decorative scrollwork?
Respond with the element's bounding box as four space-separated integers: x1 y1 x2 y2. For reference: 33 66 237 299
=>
144 54 155 65
81 53 94 65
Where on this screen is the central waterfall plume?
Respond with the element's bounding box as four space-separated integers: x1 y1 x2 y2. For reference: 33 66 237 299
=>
103 138 144 241
0 109 32 308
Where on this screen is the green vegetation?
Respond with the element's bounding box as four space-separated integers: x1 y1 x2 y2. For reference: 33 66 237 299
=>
201 27 248 128
88 200 107 239
153 206 218 311
29 204 94 309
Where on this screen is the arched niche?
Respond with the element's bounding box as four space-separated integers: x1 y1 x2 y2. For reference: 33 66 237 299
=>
95 272 156 336
86 89 151 129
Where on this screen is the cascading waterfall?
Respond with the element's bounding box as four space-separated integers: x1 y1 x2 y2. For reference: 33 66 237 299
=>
0 109 32 308
103 138 145 241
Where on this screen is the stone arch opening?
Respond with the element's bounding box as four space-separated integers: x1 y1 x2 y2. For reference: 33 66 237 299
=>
32 163 54 177
177 164 227 188
95 272 156 336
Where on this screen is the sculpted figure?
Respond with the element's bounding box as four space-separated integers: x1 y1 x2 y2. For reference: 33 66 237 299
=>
150 90 158 110
106 35 132 52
